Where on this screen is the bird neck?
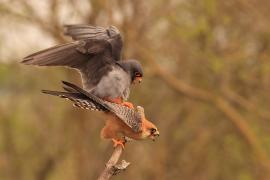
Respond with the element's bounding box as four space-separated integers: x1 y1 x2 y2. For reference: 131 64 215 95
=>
116 62 133 81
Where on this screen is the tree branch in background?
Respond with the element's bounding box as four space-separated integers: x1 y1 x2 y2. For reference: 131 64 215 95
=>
222 87 270 120
0 0 67 43
21 0 66 43
138 48 270 170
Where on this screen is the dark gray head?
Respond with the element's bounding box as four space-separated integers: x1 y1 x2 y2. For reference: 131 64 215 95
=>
117 59 143 82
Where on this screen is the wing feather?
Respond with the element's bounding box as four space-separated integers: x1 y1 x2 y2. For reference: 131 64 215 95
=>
64 25 122 60
64 25 109 40
22 25 124 91
42 81 142 132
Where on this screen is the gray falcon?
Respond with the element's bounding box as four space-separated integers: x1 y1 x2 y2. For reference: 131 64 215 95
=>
21 25 143 107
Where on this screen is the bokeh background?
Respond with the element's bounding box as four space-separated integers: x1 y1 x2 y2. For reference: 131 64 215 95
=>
1 0 270 179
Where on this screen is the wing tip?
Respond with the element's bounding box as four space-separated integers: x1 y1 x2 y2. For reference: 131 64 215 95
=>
41 90 68 99
62 80 71 86
61 81 79 93
41 89 53 94
21 56 33 64
61 81 81 89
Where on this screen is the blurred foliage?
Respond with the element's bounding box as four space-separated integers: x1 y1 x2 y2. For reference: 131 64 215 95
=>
1 0 270 179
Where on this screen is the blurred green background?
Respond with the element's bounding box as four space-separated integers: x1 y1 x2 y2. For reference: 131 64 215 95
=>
1 0 270 179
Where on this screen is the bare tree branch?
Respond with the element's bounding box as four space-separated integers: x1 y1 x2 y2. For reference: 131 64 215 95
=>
97 106 147 179
97 145 130 180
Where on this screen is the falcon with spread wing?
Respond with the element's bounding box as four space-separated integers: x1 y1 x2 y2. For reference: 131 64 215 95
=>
22 25 143 108
42 81 159 148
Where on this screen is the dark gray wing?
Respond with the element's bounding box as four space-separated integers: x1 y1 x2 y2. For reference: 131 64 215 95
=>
64 25 122 60
42 81 142 132
22 25 123 90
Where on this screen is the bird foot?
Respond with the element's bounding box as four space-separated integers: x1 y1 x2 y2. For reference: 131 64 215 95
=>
104 97 123 104
121 101 134 109
103 98 134 109
112 139 126 149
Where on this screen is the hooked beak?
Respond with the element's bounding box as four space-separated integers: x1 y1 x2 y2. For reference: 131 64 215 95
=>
149 130 160 141
133 77 142 84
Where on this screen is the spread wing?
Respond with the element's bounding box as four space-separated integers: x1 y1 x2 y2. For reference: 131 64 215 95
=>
42 81 142 132
22 25 123 90
64 25 122 61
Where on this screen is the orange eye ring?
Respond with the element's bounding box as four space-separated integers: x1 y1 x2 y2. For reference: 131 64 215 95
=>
135 72 142 77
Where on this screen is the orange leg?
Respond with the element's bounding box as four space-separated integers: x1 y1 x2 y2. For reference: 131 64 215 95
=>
112 138 126 149
104 97 123 104
103 97 134 109
121 101 134 109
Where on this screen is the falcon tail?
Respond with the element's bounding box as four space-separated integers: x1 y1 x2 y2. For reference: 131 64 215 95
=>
42 81 143 132
41 81 110 111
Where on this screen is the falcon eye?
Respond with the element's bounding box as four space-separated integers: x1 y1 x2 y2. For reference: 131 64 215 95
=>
135 72 142 77
150 128 156 133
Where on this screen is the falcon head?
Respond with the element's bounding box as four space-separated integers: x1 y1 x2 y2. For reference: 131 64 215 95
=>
141 119 160 141
117 59 143 84
136 106 159 141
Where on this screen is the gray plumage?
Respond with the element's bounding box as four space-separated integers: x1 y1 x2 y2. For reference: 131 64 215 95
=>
90 65 131 100
21 25 143 100
42 81 142 132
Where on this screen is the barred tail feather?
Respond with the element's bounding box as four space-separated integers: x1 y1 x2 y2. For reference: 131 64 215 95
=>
42 81 142 132
41 90 106 111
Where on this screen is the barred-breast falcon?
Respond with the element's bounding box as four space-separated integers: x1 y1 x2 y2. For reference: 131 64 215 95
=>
42 81 159 148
